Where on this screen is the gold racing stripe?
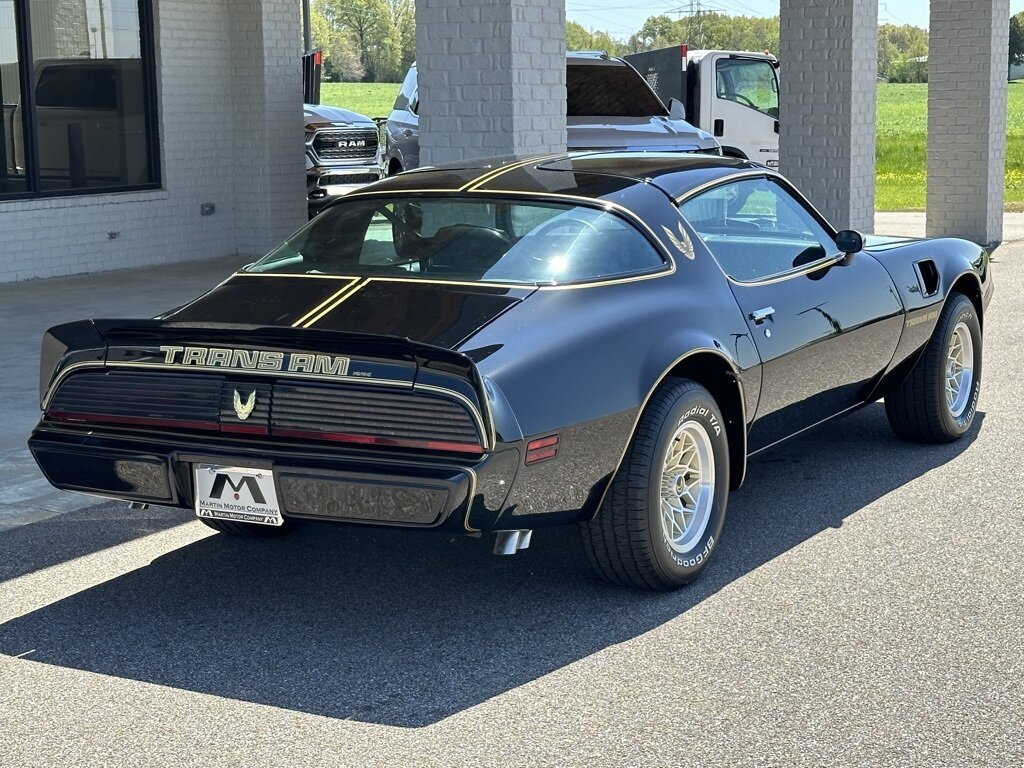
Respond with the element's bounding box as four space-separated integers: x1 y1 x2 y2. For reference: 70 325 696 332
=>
298 277 370 328
290 277 362 328
457 152 567 192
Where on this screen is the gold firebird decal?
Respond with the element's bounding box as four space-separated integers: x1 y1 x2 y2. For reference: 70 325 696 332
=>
233 389 256 420
662 222 696 260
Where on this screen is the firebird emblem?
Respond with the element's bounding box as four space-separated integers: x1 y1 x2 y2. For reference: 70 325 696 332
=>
662 223 696 260
233 390 256 420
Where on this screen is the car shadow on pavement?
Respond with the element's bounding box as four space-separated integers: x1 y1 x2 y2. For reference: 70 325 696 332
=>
0 404 984 728
0 503 193 584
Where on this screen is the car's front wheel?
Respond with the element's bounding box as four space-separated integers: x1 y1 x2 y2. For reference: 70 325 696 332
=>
580 379 730 590
885 292 983 442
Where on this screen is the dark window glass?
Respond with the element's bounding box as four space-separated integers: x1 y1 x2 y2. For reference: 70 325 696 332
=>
0 0 157 197
393 65 416 111
249 196 666 286
679 177 837 282
36 64 117 108
0 0 27 193
567 63 668 118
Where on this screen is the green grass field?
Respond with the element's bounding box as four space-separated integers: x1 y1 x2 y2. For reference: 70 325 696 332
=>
320 80 1024 212
319 82 400 119
878 82 1024 212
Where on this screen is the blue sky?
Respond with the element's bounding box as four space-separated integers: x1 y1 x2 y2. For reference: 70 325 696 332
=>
567 0 1024 40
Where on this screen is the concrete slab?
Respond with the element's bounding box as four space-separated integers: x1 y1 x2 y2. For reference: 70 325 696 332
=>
0 255 249 529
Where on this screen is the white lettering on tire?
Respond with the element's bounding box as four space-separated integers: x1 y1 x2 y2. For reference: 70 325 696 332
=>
666 534 716 568
679 405 721 436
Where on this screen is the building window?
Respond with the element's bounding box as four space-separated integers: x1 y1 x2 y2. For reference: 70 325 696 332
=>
0 0 158 198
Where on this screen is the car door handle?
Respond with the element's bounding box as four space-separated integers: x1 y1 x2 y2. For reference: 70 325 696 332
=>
749 306 775 324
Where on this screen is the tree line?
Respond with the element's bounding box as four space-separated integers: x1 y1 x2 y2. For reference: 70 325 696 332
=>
311 0 415 83
310 2 1024 85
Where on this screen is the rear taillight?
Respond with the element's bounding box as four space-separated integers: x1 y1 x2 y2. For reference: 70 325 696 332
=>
525 435 558 465
48 411 220 432
273 428 483 455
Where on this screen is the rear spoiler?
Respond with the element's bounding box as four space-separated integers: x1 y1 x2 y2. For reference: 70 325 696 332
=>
39 319 493 444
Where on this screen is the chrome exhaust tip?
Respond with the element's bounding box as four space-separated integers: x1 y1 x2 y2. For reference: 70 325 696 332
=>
493 529 532 555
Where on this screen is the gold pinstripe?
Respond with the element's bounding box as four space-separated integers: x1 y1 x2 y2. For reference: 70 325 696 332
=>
297 278 370 328
289 277 361 328
458 153 567 192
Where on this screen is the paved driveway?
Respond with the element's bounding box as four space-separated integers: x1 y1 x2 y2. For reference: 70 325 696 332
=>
0 218 1021 766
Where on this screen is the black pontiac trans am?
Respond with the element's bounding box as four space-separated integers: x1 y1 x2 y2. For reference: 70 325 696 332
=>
29 153 993 590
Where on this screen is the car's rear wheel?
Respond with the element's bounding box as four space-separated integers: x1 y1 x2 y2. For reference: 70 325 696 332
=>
580 379 729 590
199 517 303 538
885 292 982 442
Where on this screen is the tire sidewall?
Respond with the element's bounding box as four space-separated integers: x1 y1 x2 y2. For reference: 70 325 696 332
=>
646 387 730 584
938 297 983 437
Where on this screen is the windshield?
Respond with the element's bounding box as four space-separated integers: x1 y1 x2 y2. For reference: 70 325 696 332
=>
567 63 668 118
247 197 666 285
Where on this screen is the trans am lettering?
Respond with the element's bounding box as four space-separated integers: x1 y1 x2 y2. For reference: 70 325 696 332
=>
158 345 350 376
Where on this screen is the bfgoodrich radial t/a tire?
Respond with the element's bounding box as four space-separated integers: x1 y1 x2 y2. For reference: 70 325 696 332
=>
580 379 730 590
885 292 983 443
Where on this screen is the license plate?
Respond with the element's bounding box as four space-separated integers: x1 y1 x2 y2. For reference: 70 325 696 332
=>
193 464 283 526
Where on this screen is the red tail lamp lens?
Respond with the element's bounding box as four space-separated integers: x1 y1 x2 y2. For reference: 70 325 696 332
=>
525 435 559 465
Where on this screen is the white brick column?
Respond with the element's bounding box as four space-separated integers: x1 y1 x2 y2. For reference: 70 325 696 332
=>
229 0 307 254
779 0 877 232
927 0 1010 246
414 0 566 166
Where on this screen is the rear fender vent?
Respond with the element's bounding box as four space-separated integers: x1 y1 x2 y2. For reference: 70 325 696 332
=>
914 260 940 298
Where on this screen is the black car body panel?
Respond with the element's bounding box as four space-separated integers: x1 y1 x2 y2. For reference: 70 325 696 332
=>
29 153 993 534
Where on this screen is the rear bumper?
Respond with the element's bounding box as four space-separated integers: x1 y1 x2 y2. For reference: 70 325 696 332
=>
29 425 521 533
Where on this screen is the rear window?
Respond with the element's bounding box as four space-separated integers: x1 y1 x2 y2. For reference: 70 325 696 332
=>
567 63 668 118
247 196 666 286
35 65 118 110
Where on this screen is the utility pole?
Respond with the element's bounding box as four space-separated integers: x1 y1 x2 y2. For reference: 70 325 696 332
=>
302 0 312 53
97 0 108 58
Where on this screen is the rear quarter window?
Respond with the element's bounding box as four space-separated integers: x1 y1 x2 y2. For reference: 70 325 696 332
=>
567 63 667 118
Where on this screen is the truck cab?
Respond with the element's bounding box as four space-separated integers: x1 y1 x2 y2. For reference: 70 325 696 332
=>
625 47 779 167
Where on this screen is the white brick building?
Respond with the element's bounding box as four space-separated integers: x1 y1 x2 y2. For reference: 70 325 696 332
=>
0 0 1011 284
0 0 306 283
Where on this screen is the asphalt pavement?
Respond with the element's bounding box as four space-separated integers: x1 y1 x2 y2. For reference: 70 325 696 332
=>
0 215 1021 766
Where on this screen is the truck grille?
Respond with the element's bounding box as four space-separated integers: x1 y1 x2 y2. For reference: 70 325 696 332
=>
47 370 484 454
317 173 379 186
312 128 379 162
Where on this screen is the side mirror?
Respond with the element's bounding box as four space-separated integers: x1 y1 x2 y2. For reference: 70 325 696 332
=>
835 229 864 256
668 98 686 121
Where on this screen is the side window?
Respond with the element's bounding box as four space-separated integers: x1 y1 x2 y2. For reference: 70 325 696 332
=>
679 177 837 282
715 59 779 119
394 67 417 111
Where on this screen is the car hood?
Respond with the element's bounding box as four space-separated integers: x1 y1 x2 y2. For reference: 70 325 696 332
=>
304 103 376 127
166 274 536 350
567 116 718 151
